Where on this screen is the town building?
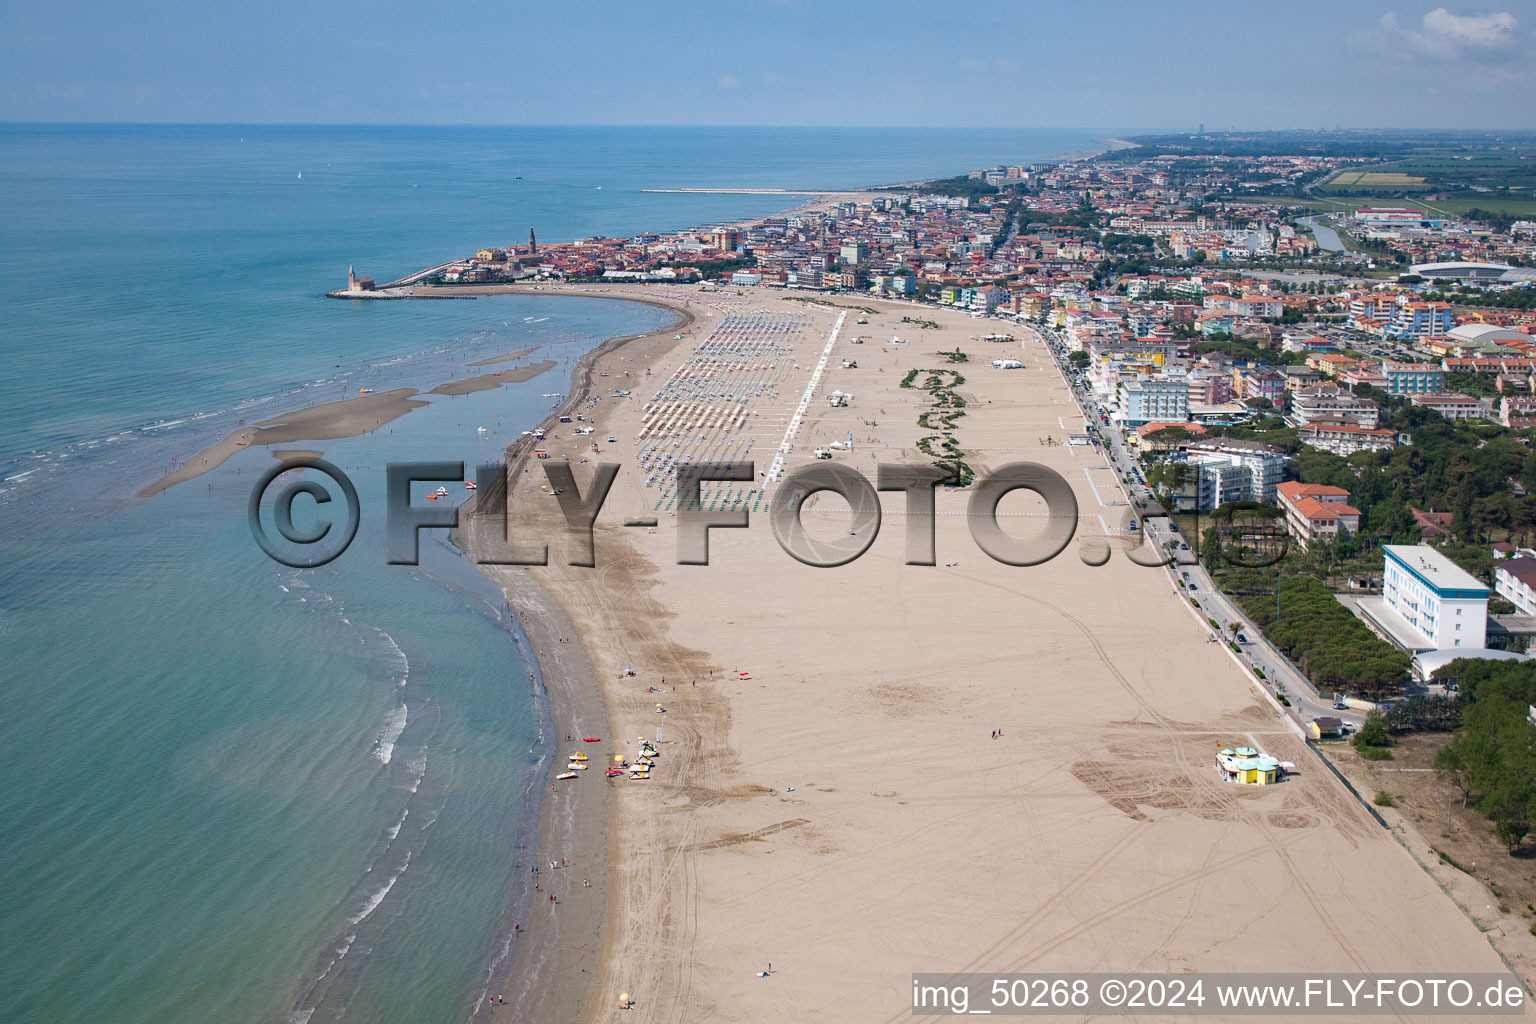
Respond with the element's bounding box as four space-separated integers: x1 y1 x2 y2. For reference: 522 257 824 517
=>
1408 392 1488 420
1275 481 1361 548
1385 301 1456 340
1289 384 1379 429
1184 438 1286 510
1297 423 1402 455
1369 544 1491 653
1500 395 1536 427
1495 557 1536 617
1115 373 1188 427
1380 362 1445 395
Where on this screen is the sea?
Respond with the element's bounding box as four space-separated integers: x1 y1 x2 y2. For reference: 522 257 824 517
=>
0 123 1097 1024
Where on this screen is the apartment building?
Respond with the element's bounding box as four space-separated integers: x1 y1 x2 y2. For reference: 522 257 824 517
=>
1382 545 1489 651
1289 384 1379 429
1186 367 1233 406
1386 301 1456 340
1185 438 1287 510
1116 373 1189 426
1231 365 1286 403
1298 423 1402 455
1275 481 1361 548
1380 362 1445 395
1494 556 1536 617
1408 392 1488 421
1499 395 1536 426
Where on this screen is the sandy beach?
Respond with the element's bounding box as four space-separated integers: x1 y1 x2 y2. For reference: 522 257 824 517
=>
459 291 702 1023
465 283 1533 1023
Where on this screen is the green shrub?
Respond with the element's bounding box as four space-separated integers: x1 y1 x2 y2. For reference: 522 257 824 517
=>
1437 849 1474 875
1374 790 1395 807
1357 746 1394 761
1355 711 1392 749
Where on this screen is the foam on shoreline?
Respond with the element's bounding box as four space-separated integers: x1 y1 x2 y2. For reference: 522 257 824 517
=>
459 288 697 1024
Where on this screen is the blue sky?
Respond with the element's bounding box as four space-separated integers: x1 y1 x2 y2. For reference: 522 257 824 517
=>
3 0 1533 129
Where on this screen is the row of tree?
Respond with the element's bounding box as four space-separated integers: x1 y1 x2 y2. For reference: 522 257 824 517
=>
1227 571 1411 698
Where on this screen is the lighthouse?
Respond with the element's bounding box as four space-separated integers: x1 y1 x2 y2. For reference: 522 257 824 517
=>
347 264 357 291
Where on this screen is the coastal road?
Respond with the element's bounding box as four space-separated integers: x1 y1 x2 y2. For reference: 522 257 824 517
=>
1034 326 1361 736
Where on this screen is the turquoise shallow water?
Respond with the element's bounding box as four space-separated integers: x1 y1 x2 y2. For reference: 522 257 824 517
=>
0 124 1093 1024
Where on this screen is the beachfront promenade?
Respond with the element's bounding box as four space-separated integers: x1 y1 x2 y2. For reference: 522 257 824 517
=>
477 284 1526 1022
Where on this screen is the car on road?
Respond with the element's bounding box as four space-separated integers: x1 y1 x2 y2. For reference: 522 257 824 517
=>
1331 702 1348 710
1235 633 1247 643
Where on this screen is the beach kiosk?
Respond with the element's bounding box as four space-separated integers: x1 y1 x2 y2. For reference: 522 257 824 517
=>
1237 756 1280 785
1217 745 1280 784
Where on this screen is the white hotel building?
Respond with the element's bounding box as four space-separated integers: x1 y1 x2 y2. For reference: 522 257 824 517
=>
1379 544 1490 651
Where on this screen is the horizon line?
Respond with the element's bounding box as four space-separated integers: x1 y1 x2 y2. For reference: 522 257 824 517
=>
5 120 1535 134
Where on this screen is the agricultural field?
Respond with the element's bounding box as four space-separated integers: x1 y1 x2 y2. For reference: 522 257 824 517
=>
1319 146 1536 197
1420 195 1536 218
1327 170 1428 188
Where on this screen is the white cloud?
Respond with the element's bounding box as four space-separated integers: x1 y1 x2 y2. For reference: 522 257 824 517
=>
717 74 740 90
1373 8 1520 60
1422 7 1518 47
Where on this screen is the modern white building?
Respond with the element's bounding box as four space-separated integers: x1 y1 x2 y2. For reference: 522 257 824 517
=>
1381 544 1490 651
1183 438 1286 510
1494 556 1536 617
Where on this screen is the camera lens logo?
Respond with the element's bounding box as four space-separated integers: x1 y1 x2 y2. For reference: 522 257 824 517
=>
1212 504 1289 569
247 458 360 567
